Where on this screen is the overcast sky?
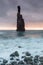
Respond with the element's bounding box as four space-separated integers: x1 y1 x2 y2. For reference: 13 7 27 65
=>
0 0 43 30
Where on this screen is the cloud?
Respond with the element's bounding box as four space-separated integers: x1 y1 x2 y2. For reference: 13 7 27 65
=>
0 0 43 16
0 0 43 29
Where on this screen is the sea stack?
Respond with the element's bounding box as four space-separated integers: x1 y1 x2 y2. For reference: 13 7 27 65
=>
17 6 25 31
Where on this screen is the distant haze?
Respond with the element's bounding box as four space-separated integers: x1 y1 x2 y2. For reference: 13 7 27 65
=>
0 0 43 30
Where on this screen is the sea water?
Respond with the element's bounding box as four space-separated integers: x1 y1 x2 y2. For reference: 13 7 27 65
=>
0 30 43 60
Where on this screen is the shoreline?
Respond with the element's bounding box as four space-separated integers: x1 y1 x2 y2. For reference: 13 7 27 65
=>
0 51 43 65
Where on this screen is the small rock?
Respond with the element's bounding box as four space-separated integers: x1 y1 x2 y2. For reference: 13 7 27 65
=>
34 55 39 63
16 59 19 61
14 51 19 57
21 56 25 58
10 52 15 57
35 55 39 59
0 58 8 65
1 63 5 65
11 61 17 65
25 52 31 56
39 56 43 63
10 57 14 60
10 51 19 57
3 59 8 64
18 61 24 64
18 46 22 48
6 63 12 65
24 57 32 64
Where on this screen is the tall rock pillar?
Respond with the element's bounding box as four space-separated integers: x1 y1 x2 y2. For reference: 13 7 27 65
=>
17 6 25 31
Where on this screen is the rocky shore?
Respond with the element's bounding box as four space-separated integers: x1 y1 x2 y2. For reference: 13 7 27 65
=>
0 51 43 65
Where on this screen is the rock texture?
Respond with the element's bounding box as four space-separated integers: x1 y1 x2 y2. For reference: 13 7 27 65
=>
0 51 43 65
17 6 25 31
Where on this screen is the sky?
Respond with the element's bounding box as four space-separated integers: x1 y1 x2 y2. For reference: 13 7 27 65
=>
0 0 43 30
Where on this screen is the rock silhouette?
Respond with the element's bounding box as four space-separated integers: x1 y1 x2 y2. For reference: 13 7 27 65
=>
17 6 25 31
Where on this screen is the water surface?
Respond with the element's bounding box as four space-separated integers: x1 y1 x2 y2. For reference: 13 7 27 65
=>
0 30 43 60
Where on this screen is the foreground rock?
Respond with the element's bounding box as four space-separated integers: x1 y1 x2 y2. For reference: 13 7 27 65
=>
24 56 33 64
18 61 24 64
10 51 19 57
33 55 39 65
1 51 43 65
25 52 31 56
18 46 22 48
39 56 43 65
0 58 8 65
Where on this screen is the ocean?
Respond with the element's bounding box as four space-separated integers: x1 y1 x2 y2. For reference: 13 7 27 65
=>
0 30 43 60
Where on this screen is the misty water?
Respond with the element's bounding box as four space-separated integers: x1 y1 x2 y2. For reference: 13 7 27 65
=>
0 30 43 60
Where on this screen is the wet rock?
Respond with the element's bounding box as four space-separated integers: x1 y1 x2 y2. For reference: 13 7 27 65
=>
39 62 43 65
25 52 31 56
33 55 39 65
39 56 43 65
10 51 19 57
6 63 12 65
14 51 19 57
18 61 24 64
24 56 33 64
10 53 15 57
34 55 39 63
3 59 8 64
10 57 14 60
35 55 39 58
18 46 22 48
0 58 8 65
11 61 17 65
21 56 25 58
39 56 43 62
16 58 19 61
1 63 5 65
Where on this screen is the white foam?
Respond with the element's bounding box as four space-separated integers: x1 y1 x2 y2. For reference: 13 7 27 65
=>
0 37 43 60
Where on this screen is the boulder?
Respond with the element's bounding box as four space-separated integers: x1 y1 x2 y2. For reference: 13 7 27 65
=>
0 58 8 65
10 51 19 57
10 57 14 60
16 58 19 61
18 61 24 64
3 59 8 64
34 55 39 63
39 56 43 64
24 56 33 64
21 56 25 58
25 52 31 56
11 61 17 65
18 46 22 48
